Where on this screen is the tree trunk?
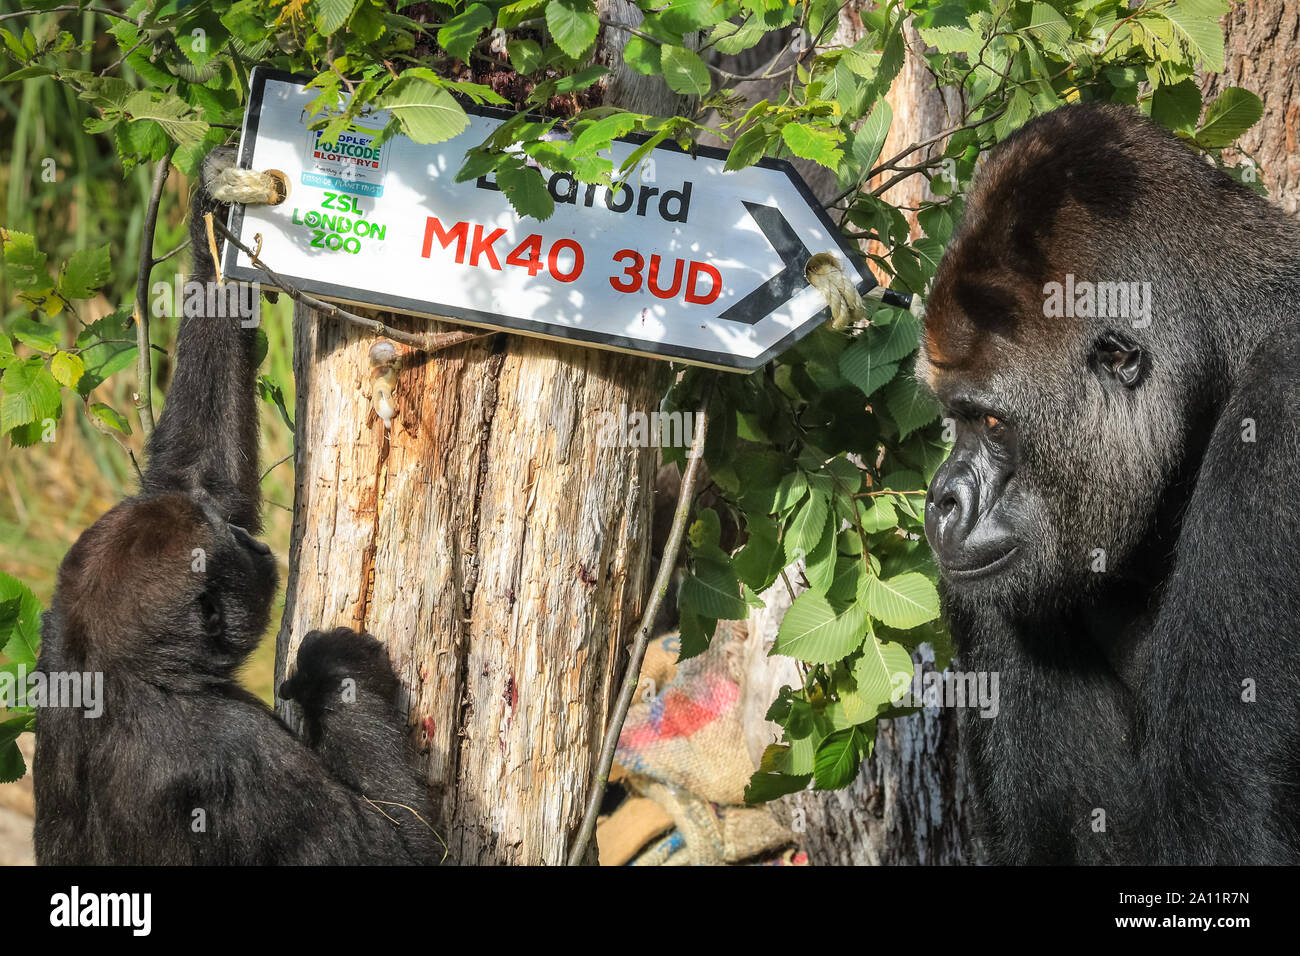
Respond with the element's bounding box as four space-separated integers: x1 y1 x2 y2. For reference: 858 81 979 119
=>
274 10 683 866
1201 0 1299 213
736 9 981 866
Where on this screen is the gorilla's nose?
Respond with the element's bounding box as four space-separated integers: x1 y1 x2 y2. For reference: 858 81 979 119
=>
231 524 272 555
926 460 979 563
925 461 1015 574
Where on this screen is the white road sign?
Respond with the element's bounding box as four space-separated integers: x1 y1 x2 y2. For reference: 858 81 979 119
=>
223 69 900 372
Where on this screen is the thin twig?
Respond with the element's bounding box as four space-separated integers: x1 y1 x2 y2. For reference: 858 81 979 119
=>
133 146 176 444
151 236 191 268
260 452 293 482
209 219 493 354
566 377 715 866
100 34 148 77
0 5 139 25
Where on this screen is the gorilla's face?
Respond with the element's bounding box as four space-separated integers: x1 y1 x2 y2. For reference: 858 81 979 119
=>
196 502 279 662
919 322 1181 616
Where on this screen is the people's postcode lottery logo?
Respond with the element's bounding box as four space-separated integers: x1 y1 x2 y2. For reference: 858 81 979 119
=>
303 120 388 198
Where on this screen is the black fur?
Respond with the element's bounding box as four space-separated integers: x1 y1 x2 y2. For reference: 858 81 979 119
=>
32 150 443 865
920 104 1300 864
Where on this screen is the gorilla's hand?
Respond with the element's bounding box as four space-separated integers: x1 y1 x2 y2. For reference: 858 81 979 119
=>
280 627 402 720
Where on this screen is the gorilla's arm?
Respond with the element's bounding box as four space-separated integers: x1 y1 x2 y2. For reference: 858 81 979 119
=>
139 150 262 533
1139 328 1300 864
138 689 437 865
279 628 443 852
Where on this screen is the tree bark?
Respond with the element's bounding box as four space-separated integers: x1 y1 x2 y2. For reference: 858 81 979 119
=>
1201 0 1299 213
274 10 683 865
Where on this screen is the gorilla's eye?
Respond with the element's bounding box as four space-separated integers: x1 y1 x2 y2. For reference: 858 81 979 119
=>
198 590 223 637
984 414 1002 431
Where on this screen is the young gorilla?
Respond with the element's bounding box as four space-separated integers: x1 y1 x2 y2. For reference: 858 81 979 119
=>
33 151 443 865
921 104 1300 864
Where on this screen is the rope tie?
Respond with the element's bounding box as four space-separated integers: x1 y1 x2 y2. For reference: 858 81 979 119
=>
209 167 287 206
805 251 923 330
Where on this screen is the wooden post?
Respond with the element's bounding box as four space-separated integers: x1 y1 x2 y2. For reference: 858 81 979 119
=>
273 9 688 865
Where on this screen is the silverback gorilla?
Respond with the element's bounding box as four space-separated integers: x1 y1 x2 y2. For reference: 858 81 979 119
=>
921 104 1300 864
32 151 443 864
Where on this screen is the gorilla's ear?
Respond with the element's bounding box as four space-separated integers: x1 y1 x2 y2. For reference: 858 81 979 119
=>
1092 331 1145 389
198 590 223 638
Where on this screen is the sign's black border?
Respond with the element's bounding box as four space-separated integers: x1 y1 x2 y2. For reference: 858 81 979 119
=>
222 67 879 373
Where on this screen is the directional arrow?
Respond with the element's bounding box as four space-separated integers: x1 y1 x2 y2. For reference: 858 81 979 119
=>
225 68 914 372
719 202 811 326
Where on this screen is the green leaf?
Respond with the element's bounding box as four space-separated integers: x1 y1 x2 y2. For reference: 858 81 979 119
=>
678 605 716 661
660 45 710 96
123 91 207 148
499 0 548 29
314 0 360 35
995 87 1032 141
623 35 661 76
1 357 60 434
0 229 51 295
1196 86 1264 148
374 78 469 145
853 638 913 708
733 515 785 592
772 469 808 515
871 310 921 363
1150 78 1202 133
1162 0 1229 72
87 401 131 435
714 16 765 56
57 243 112 299
856 495 897 534
780 122 842 168
744 769 811 803
813 727 865 790
724 123 771 171
680 557 748 620
772 591 868 664
496 161 555 221
257 376 294 431
438 3 493 63
851 100 892 174
864 572 939 629
658 0 729 33
840 339 898 398
688 506 724 554
51 351 84 389
884 371 940 439
1024 3 1071 51
509 38 544 74
573 112 639 154
546 0 600 58
784 487 829 564
0 571 42 665
11 318 60 354
555 65 609 93
75 308 136 394
0 716 30 784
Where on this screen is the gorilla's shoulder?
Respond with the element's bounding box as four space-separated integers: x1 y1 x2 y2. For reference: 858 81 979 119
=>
1236 320 1300 406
